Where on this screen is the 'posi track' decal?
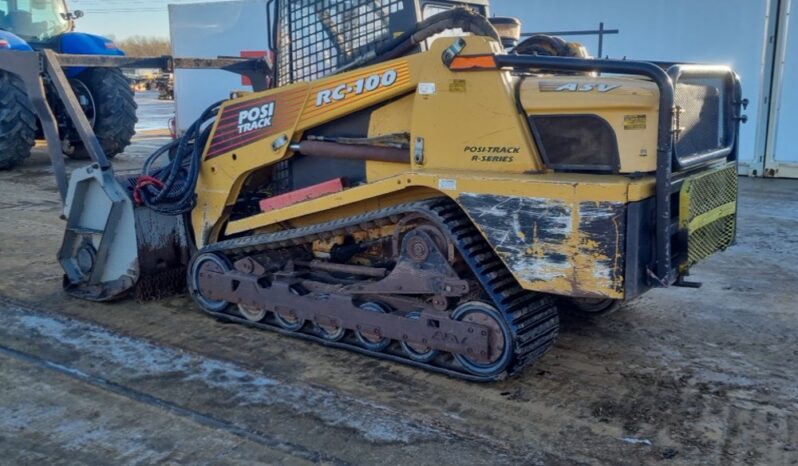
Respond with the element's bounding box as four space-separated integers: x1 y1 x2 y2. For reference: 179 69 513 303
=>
205 88 306 160
236 102 275 134
205 62 411 160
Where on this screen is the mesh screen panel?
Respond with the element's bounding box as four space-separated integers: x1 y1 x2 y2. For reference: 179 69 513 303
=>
277 0 406 85
681 164 738 267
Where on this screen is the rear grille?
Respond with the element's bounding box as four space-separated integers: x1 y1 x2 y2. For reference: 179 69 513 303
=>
679 163 738 267
674 77 727 160
277 0 406 85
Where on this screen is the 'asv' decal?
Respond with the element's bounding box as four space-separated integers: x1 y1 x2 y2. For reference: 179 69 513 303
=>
315 69 398 107
539 81 621 93
237 102 275 134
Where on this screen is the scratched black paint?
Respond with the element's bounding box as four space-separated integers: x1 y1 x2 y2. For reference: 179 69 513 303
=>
578 201 626 294
458 193 627 296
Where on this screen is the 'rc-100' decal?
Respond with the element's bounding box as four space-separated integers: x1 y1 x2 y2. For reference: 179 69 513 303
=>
315 69 398 107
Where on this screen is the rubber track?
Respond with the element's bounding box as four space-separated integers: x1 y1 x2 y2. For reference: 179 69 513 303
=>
195 198 559 381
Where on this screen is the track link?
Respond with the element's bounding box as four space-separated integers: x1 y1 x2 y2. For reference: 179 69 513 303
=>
191 198 559 381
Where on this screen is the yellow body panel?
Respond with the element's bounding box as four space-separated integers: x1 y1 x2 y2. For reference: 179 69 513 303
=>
521 76 660 173
190 36 674 299
227 171 654 234
408 39 545 174
366 94 415 182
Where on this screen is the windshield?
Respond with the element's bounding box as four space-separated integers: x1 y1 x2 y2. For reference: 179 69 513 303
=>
0 0 71 41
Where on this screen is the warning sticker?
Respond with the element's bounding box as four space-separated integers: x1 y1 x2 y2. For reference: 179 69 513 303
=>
624 114 647 130
449 79 467 93
438 179 457 191
418 82 436 95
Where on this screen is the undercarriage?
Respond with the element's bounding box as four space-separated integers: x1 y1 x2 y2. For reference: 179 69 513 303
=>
188 199 559 381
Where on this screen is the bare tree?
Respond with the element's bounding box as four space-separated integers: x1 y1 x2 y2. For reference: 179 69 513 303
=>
115 36 171 57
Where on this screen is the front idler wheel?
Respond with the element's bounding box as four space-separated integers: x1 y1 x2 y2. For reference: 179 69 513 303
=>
451 301 513 377
355 302 392 351
188 253 233 313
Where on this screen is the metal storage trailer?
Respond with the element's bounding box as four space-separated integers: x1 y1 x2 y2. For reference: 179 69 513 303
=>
169 0 272 135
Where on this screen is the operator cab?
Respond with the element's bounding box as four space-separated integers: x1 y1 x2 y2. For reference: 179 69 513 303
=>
0 0 74 42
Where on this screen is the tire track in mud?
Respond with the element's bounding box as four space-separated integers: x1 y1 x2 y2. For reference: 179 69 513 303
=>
0 344 350 466
0 300 437 442
0 297 537 465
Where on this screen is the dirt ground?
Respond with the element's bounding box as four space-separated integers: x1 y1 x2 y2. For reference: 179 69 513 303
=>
0 94 796 466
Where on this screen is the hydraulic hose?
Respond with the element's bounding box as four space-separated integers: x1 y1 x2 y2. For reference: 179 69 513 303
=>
134 100 223 216
345 7 500 71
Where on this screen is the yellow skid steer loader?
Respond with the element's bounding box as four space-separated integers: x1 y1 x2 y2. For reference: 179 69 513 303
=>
0 1 745 381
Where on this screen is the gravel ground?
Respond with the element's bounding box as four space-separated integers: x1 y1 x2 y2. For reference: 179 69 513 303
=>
0 92 795 465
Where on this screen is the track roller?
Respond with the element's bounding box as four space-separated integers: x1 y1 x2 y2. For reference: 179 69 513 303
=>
355 302 392 351
400 311 439 363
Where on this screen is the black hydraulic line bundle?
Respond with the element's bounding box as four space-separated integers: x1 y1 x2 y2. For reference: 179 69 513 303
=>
133 100 223 216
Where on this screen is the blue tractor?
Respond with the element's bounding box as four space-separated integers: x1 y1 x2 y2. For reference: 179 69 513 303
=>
0 0 136 169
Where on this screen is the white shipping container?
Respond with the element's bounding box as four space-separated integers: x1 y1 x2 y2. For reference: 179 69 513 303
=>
169 0 272 134
766 0 798 176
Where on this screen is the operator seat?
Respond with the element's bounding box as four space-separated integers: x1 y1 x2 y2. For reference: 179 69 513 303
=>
6 10 46 38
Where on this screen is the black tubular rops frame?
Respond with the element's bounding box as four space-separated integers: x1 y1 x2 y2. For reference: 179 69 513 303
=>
447 48 744 286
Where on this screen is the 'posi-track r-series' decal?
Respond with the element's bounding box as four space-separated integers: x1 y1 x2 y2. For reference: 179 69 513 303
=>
205 88 306 160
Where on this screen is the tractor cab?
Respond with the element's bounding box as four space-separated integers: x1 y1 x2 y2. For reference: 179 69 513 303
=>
0 0 77 43
0 0 131 170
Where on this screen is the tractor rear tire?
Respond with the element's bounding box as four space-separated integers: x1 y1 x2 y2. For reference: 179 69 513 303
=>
0 71 36 170
66 67 137 160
